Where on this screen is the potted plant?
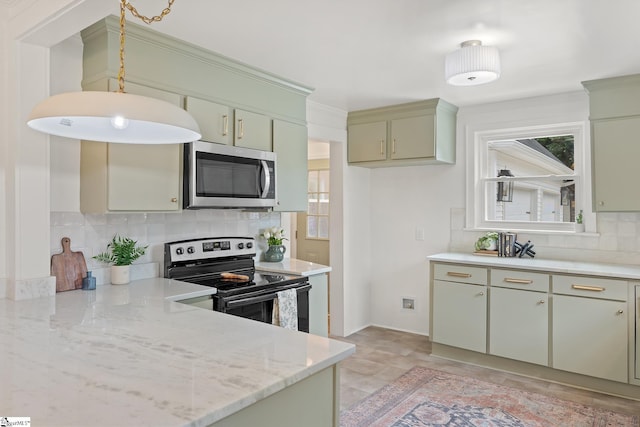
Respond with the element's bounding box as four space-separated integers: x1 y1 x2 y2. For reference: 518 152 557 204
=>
93 235 148 284
261 227 287 262
475 231 499 251
575 209 585 232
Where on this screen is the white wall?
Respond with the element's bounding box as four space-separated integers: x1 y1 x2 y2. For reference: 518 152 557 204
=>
369 163 462 334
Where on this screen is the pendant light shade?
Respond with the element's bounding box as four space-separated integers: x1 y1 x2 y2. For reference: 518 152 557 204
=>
445 40 501 86
26 0 202 144
27 91 201 144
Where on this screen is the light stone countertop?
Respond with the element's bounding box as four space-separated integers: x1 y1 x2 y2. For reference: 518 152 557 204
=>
255 258 331 276
429 252 640 279
0 278 354 427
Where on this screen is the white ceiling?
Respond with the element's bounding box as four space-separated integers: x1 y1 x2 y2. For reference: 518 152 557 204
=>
90 0 640 111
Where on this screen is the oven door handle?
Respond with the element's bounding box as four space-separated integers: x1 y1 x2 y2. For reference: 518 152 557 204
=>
224 284 312 309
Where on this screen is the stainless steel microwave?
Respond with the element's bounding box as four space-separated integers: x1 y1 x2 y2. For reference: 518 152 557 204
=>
183 141 276 209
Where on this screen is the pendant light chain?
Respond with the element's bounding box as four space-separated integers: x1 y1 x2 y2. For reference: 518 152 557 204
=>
117 0 176 93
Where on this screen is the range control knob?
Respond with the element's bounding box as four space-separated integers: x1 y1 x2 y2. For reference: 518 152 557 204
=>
246 242 253 249
176 247 184 255
187 246 195 254
238 243 244 249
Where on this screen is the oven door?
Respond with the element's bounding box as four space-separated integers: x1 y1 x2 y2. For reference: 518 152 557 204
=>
215 283 311 332
184 141 276 209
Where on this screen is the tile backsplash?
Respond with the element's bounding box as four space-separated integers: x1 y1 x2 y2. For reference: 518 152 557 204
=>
50 210 282 273
450 208 640 266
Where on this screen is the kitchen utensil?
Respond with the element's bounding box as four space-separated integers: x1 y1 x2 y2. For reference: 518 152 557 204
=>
51 237 88 292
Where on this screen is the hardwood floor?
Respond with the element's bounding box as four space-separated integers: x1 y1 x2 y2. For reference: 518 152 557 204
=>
334 326 640 416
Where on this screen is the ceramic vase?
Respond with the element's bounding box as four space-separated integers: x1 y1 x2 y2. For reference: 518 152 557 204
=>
111 265 130 285
264 245 286 262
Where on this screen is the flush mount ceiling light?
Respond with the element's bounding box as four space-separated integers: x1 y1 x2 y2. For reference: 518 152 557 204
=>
27 0 201 144
445 40 501 86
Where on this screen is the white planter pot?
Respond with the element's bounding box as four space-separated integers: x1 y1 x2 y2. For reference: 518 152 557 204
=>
575 223 585 233
111 265 130 285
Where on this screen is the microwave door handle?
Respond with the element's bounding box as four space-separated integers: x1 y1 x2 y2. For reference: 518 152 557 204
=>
260 160 271 198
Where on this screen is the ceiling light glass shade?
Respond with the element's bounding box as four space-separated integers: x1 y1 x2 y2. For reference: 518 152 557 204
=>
445 40 501 86
27 91 201 144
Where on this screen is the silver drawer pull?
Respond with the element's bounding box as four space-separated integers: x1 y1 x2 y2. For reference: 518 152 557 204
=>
571 284 605 292
504 278 533 284
447 272 472 278
617 309 624 315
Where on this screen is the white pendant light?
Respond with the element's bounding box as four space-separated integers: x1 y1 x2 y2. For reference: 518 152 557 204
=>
27 0 201 144
445 40 501 86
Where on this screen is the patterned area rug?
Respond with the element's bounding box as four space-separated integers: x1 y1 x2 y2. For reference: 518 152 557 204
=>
340 367 639 427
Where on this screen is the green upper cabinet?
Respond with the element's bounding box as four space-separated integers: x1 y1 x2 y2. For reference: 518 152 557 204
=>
234 109 272 151
583 74 640 212
80 16 313 212
273 120 308 211
184 96 231 145
347 98 458 168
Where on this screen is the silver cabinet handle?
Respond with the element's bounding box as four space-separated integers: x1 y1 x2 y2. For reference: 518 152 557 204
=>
171 197 178 203
538 300 545 305
380 140 384 155
222 114 228 136
617 309 624 315
392 138 396 154
478 291 485 296
504 278 533 284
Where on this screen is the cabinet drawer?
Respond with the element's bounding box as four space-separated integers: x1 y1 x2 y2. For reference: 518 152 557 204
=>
491 269 549 293
433 263 487 285
552 275 628 301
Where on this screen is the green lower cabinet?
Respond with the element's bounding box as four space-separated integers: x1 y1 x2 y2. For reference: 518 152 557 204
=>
489 287 548 366
432 280 487 353
552 294 628 383
211 366 339 427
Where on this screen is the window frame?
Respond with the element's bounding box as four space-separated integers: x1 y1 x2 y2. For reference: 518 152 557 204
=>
306 167 330 240
467 121 592 233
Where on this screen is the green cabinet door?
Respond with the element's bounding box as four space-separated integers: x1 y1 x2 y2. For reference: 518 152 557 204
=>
489 287 548 365
234 109 272 151
273 119 308 212
432 280 487 353
592 117 640 211
553 294 627 382
185 96 231 144
347 121 387 162
390 114 435 160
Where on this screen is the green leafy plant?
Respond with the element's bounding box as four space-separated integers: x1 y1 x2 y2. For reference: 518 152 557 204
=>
576 209 583 224
475 231 499 251
93 235 148 266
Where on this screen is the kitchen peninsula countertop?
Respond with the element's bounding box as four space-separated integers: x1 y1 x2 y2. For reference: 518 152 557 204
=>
255 258 331 276
429 252 640 279
0 278 354 427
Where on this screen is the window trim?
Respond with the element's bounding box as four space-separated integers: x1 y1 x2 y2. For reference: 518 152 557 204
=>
466 121 593 233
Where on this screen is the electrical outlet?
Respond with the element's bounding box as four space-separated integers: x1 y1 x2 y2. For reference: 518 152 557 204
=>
402 298 415 310
415 227 425 241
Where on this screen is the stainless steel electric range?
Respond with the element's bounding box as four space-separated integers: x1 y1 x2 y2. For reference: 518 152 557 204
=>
164 237 311 332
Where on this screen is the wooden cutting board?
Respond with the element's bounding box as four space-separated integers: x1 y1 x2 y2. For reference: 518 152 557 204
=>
51 237 88 292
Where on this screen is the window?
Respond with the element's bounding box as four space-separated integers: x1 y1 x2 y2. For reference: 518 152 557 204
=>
469 122 588 233
306 168 330 239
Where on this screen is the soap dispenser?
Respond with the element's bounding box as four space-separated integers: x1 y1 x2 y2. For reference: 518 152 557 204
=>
82 271 96 290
